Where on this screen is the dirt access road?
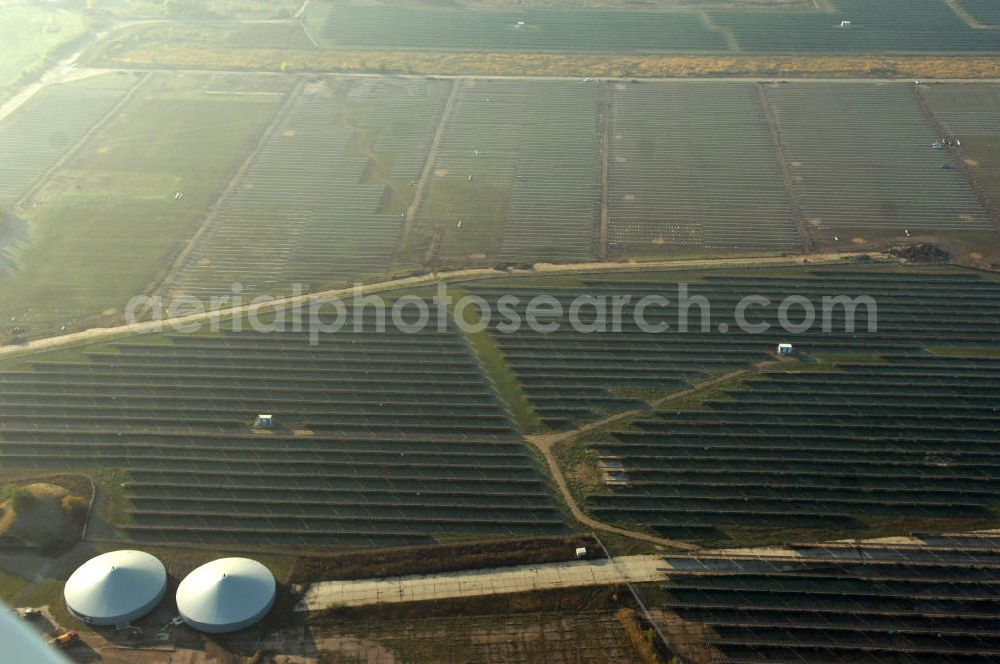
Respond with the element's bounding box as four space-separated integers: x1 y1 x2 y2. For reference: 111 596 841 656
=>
0 252 873 549
525 362 777 552
0 251 878 361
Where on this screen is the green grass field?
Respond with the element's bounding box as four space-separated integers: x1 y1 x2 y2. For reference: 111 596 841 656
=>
0 3 89 97
0 568 29 602
0 73 286 340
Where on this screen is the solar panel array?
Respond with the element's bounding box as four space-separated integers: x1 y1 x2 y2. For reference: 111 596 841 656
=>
713 0 1000 53
0 310 567 547
920 82 1000 223
764 82 990 236
660 535 1000 663
921 84 1000 136
414 80 602 265
169 78 450 300
0 73 139 205
320 7 729 52
469 267 1000 429
315 2 1000 54
954 0 1000 25
608 82 798 250
591 355 1000 540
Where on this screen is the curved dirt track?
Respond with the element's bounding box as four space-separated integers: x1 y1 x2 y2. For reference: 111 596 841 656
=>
0 250 879 360
526 362 776 551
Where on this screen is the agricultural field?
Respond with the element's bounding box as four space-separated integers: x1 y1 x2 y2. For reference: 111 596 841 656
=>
0 73 287 341
920 82 1000 253
0 3 89 99
763 82 991 248
653 534 1000 664
608 82 798 254
0 307 567 547
168 76 451 300
404 80 602 269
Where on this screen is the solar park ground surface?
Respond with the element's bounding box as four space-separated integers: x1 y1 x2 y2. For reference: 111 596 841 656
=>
1 263 999 552
1 72 998 340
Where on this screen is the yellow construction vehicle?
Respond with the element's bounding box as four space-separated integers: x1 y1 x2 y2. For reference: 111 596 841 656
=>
48 631 78 649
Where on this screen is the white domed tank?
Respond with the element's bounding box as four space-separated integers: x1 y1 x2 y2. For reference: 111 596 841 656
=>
64 550 167 626
176 557 276 633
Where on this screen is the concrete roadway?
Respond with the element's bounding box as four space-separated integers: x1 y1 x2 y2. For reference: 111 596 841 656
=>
295 554 667 611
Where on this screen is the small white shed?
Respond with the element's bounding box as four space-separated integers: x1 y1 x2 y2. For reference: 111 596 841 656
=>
575 547 588 559
840 20 851 28
777 343 795 356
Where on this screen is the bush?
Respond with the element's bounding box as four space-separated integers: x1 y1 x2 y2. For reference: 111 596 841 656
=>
2 485 35 513
617 608 666 664
61 495 89 520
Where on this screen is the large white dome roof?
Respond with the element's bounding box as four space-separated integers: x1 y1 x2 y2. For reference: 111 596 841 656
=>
176 557 276 633
64 550 166 626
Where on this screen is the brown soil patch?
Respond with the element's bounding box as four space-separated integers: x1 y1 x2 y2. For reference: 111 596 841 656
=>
615 156 627 163
809 218 822 227
615 133 623 140
652 236 665 245
95 146 110 155
654 606 725 664
566 461 602 496
851 237 866 245
281 129 296 137
101 308 117 316
624 193 637 201
790 161 802 167
434 168 449 177
965 158 980 167
960 213 975 222
970 252 983 260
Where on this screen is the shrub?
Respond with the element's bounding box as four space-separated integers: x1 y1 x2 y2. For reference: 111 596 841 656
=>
2 485 35 513
617 608 666 664
61 495 89 520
